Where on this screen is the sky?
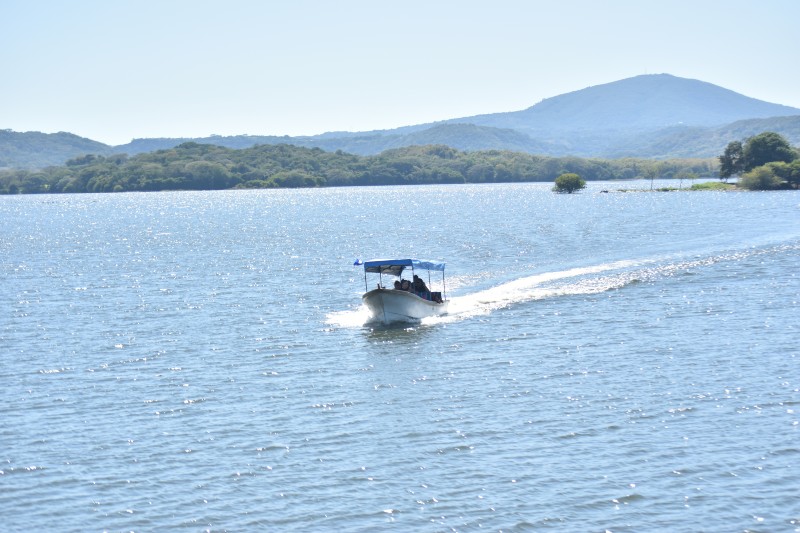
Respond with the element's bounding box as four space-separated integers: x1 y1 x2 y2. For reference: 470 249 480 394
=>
2 0 799 146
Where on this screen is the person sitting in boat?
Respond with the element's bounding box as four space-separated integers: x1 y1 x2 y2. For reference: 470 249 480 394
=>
413 275 431 300
400 279 411 291
394 280 402 290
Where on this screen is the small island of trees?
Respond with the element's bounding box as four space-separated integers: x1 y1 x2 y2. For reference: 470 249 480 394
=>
719 131 800 190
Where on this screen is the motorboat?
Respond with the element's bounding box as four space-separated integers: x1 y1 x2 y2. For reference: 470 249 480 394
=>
358 258 449 324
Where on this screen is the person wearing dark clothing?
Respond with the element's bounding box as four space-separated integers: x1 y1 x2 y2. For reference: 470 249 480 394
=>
413 275 430 300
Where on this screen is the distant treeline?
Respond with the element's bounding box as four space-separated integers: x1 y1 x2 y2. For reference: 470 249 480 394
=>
0 143 716 194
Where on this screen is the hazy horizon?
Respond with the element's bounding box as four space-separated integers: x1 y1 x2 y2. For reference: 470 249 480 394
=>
3 0 799 145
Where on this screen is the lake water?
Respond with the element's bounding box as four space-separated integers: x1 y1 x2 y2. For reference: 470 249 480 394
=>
1 181 799 532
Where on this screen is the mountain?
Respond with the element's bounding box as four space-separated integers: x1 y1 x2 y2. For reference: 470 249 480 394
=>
107 75 800 158
2 74 799 168
450 73 800 133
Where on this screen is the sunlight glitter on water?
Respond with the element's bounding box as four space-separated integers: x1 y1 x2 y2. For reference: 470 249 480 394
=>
2 186 798 532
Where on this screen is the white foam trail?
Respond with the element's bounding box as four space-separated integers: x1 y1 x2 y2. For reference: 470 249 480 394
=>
443 259 642 318
325 306 372 328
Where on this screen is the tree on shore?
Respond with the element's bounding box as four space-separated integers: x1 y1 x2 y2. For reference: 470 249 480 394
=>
553 173 586 193
719 132 797 181
738 166 782 190
766 160 800 188
737 159 800 190
718 140 743 181
743 132 796 169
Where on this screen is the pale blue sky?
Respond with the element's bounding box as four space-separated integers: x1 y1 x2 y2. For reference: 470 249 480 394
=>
2 0 798 145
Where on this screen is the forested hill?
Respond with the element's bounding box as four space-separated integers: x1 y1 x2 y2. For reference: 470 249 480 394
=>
0 130 112 168
602 116 800 159
0 142 714 194
115 123 548 157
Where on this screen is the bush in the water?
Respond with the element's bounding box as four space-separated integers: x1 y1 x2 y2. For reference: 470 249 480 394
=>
553 173 586 194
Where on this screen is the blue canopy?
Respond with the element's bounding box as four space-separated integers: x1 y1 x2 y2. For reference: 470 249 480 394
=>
363 258 446 276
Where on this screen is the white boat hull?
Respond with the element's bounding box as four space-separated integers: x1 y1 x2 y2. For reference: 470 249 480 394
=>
362 288 448 325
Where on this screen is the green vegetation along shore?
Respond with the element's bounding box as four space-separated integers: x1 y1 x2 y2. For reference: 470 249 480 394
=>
0 143 715 194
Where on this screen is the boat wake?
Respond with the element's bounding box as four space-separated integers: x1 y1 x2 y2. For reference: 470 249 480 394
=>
325 306 374 329
425 260 646 325
326 243 798 329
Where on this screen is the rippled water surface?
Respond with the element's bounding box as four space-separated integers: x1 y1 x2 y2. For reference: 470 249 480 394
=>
2 182 799 532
